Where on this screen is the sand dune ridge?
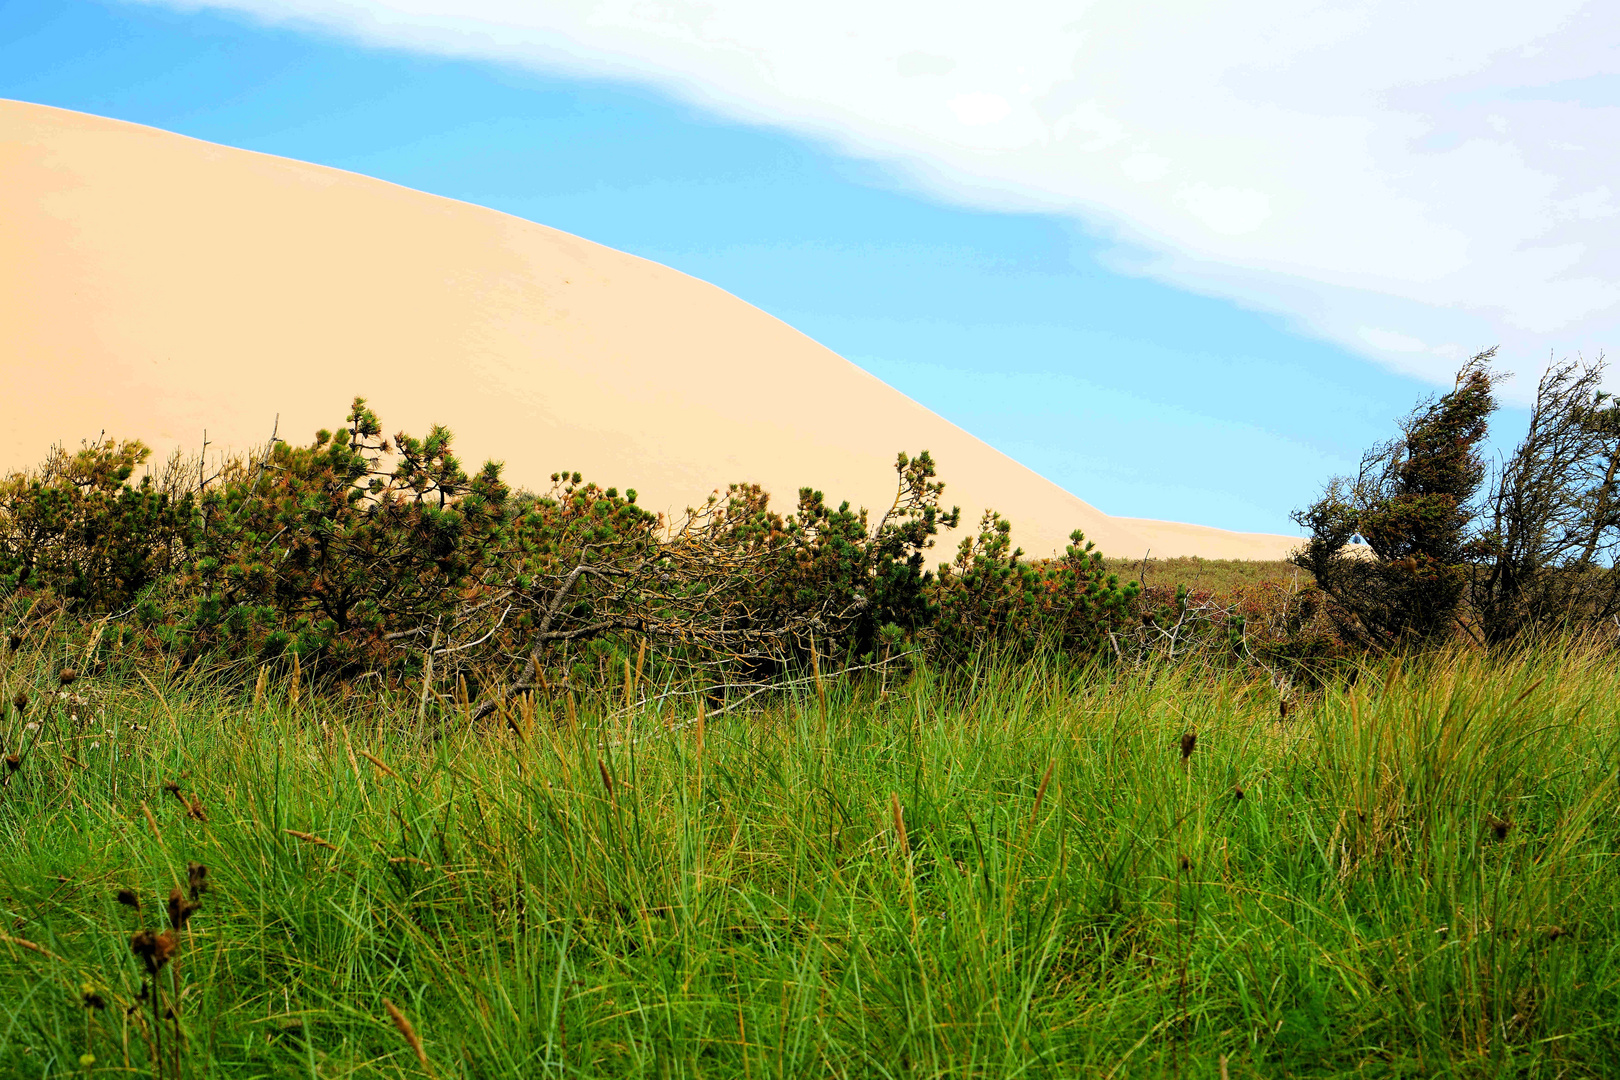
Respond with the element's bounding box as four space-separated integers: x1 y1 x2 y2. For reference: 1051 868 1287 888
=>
1 99 1301 563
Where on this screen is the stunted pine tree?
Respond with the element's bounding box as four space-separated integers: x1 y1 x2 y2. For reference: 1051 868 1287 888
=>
1292 351 1500 649
0 439 195 613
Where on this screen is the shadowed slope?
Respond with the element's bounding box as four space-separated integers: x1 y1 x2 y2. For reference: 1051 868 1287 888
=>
1 99 1298 560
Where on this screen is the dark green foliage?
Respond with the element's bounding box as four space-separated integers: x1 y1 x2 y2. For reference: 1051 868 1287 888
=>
706 458 1139 672
169 398 516 671
1293 351 1500 649
863 451 963 645
1473 359 1620 642
932 514 1140 665
0 401 1142 693
1295 348 1620 652
712 451 963 664
0 439 193 613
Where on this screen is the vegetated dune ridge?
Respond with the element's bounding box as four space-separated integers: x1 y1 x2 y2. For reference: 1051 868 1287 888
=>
2 99 1300 561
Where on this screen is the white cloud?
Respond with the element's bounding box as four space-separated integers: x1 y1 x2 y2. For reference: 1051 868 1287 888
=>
948 92 1011 127
1360 327 1436 354
1174 184 1271 236
897 51 956 78
1120 152 1170 182
140 0 1620 397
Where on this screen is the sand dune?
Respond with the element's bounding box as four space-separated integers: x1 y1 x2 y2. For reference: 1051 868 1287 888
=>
2 99 1301 562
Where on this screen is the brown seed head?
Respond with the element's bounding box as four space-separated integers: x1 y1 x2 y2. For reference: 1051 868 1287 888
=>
1547 925 1565 941
1232 785 1245 801
11 692 26 716
167 886 200 930
58 669 76 687
383 998 433 1074
1179 732 1197 760
130 929 177 974
4 755 18 773
1030 760 1054 825
153 929 177 969
115 888 141 911
597 759 614 798
6 633 21 651
1178 853 1192 873
1279 698 1290 721
187 862 210 900
80 985 107 1011
1488 815 1512 842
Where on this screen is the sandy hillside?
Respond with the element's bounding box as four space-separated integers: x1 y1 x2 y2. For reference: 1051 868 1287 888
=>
2 99 1301 562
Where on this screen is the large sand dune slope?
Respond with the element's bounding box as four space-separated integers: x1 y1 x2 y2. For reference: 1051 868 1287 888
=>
2 100 1300 561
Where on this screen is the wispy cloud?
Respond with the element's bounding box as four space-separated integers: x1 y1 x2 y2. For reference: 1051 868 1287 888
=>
144 0 1620 395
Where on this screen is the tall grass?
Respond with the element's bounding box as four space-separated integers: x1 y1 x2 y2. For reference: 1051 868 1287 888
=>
2 644 1617 1077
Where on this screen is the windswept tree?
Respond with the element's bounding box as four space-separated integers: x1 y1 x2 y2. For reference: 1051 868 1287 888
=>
1292 350 1500 649
1473 357 1620 641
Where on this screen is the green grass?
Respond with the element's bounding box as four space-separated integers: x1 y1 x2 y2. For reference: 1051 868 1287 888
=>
1102 557 1309 594
2 645 1618 1078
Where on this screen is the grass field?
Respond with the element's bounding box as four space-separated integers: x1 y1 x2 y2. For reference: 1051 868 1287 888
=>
2 645 1618 1078
1101 558 1309 594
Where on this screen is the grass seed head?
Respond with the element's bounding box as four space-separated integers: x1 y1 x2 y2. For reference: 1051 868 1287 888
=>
80 983 107 1011
1489 815 1513 841
115 888 141 911
167 886 200 930
1030 760 1054 824
1179 732 1197 760
58 668 76 687
891 792 909 858
130 929 176 974
187 862 210 899
11 692 26 716
4 754 18 773
383 998 434 1075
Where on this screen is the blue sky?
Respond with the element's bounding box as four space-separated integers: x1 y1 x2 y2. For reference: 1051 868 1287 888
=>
7 0 1590 534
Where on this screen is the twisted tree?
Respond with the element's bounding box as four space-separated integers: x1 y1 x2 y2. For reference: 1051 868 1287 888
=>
1292 351 1500 649
1473 357 1620 641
